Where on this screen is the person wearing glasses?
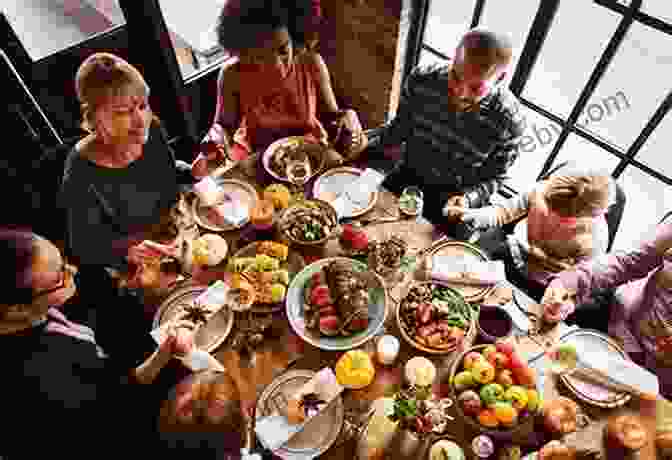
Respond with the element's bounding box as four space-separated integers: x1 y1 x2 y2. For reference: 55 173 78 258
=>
191 0 367 179
367 28 526 240
539 219 672 398
0 229 194 459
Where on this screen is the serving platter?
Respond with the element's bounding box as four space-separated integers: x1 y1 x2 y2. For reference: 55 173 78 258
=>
286 257 387 351
232 241 306 313
558 329 632 408
262 136 328 183
424 241 494 303
312 167 378 218
153 284 234 353
256 370 344 459
191 178 259 232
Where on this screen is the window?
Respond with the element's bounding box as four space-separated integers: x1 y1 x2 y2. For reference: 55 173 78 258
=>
641 1 672 24
584 22 672 150
613 164 672 250
157 0 228 79
422 0 474 56
635 111 672 178
523 2 621 118
479 0 540 73
506 104 562 191
547 134 620 174
4 0 125 61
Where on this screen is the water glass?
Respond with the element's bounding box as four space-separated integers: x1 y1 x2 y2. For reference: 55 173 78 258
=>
400 186 424 221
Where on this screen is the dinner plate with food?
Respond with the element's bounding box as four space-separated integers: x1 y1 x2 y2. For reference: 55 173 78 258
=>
396 281 477 355
153 282 234 353
286 257 387 351
226 241 305 313
191 177 259 232
262 136 328 183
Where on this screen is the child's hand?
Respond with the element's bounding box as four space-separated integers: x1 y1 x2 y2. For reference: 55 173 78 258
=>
541 282 576 323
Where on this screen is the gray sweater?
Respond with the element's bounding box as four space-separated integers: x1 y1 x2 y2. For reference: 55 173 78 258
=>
61 123 179 270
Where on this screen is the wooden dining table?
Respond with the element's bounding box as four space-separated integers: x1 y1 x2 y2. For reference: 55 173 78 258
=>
151 159 659 460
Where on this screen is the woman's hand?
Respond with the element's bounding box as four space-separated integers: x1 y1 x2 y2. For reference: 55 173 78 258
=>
134 325 194 384
339 109 367 160
541 282 576 324
192 140 230 180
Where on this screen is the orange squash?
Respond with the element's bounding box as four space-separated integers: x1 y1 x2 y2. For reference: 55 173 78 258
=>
539 441 576 460
606 415 648 452
250 199 275 227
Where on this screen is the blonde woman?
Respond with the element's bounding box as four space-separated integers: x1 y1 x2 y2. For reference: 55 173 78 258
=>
61 52 189 272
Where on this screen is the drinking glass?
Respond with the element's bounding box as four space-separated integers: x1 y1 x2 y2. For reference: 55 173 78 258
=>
400 186 424 221
285 157 312 200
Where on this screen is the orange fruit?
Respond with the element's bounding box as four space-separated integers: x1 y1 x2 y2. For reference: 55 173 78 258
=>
477 408 499 428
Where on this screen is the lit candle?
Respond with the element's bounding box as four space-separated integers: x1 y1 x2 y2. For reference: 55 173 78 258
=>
377 335 400 365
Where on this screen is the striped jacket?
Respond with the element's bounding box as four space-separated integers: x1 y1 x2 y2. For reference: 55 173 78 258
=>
376 64 526 207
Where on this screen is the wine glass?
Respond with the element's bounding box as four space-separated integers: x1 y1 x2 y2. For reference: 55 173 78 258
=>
286 157 312 200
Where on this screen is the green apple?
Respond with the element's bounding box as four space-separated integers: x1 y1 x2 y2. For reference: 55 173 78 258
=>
453 370 477 392
480 383 504 406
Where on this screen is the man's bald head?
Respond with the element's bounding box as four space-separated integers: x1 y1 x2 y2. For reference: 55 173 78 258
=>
456 28 513 77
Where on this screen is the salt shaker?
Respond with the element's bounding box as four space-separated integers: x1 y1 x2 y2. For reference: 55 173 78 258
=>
377 335 400 365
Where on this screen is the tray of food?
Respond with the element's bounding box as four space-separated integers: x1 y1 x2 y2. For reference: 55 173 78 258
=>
227 241 306 313
424 241 495 303
152 284 234 353
262 136 328 183
278 199 339 247
256 370 344 460
312 167 378 218
286 257 387 351
396 281 477 355
191 178 259 232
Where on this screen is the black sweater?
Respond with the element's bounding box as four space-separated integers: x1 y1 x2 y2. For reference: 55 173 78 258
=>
0 322 163 459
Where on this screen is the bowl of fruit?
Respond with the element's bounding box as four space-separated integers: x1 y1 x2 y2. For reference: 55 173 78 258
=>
449 342 541 441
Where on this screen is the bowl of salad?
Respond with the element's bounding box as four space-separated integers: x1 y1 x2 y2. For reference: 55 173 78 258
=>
277 199 340 248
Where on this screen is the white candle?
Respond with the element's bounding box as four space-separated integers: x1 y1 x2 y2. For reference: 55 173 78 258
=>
377 335 400 365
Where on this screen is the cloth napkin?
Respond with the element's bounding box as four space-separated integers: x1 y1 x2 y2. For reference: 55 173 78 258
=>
430 255 506 286
193 176 221 206
212 199 249 227
331 168 385 219
255 368 344 452
573 341 660 396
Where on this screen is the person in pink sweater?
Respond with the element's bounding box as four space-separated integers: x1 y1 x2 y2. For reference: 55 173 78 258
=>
541 219 672 398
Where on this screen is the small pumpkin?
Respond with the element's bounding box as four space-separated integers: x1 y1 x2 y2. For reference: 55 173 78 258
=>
250 199 275 227
605 415 648 452
657 430 672 459
263 184 292 210
539 441 576 460
335 350 376 390
542 397 579 435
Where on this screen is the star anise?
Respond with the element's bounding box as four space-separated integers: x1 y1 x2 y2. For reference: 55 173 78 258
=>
181 304 210 324
299 393 327 418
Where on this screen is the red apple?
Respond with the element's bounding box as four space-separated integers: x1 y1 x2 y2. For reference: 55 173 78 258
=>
496 369 515 387
487 352 510 369
508 354 525 370
341 224 356 241
495 340 515 357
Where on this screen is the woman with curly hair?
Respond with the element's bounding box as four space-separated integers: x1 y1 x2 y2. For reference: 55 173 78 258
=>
192 0 367 179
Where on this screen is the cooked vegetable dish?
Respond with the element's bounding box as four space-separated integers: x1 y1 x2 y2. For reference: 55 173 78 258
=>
270 139 324 179
399 283 475 349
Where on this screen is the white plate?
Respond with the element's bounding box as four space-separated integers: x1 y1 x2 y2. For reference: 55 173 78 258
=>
312 167 378 218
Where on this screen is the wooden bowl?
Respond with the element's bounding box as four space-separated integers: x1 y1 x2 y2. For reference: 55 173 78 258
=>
448 345 536 442
262 136 328 183
395 281 477 355
277 199 340 248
